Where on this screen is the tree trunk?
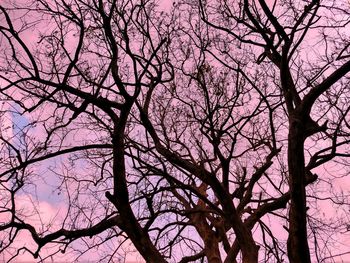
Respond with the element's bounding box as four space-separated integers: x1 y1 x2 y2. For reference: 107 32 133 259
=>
241 249 259 263
191 199 222 263
220 196 259 263
287 117 311 263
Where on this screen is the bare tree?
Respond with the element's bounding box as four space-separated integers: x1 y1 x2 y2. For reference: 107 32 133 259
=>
1 0 350 262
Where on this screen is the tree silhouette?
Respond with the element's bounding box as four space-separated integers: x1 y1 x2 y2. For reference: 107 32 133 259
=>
1 0 350 262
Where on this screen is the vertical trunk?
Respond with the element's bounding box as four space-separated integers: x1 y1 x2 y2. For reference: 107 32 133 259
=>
287 118 311 263
221 199 259 263
240 242 259 263
201 232 222 263
191 193 222 263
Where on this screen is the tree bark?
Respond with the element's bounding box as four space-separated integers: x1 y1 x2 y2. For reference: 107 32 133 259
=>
287 116 311 263
221 199 259 263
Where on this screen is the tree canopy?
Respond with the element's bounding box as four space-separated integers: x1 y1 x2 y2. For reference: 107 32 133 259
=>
1 0 350 262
